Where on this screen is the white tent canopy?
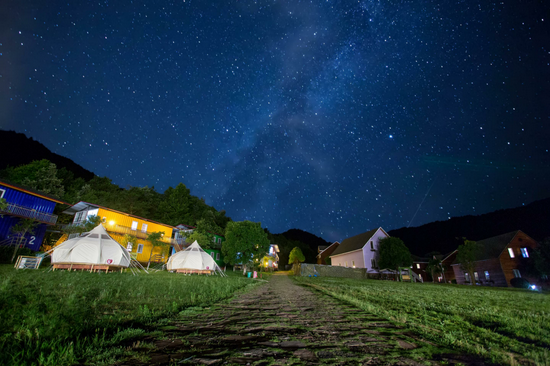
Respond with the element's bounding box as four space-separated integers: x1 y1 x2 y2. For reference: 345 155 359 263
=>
51 225 131 268
167 241 225 276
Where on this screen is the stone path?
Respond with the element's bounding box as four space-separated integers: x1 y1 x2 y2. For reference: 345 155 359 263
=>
121 275 488 366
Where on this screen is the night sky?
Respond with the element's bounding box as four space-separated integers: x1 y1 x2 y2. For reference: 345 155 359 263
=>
1 0 549 242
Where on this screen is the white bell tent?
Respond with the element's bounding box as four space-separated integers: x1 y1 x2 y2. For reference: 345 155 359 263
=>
51 225 132 272
167 241 226 276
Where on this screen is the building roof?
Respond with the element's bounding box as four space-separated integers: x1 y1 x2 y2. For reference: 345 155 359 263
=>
330 228 386 257
317 241 340 258
474 231 520 261
62 201 176 230
0 179 68 204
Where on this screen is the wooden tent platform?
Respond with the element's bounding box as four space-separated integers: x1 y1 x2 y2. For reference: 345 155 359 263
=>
53 263 125 273
174 269 213 275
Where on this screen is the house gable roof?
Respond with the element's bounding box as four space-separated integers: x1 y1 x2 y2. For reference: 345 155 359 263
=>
317 241 340 258
330 228 387 257
474 230 520 261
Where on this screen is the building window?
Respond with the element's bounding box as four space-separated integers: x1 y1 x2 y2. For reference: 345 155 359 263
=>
416 263 420 269
0 188 5 198
474 272 479 281
464 272 470 283
352 260 355 268
508 248 515 258
345 261 348 267
218 238 222 244
370 241 374 250
131 221 138 230
484 271 490 280
210 252 215 258
521 248 529 258
137 244 144 254
216 252 220 261
513 269 521 278
371 259 376 268
141 223 148 233
74 211 87 223
126 243 133 251
419 274 422 280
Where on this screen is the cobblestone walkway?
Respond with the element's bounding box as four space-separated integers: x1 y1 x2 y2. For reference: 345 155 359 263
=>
122 275 487 366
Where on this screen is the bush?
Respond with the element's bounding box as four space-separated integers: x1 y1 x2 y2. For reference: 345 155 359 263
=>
510 277 530 289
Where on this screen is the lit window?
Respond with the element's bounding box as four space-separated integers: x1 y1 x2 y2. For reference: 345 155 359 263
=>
352 260 355 268
137 244 144 254
464 272 470 282
521 248 529 258
141 223 148 233
508 248 515 258
419 274 422 280
484 271 490 280
416 263 420 269
513 269 521 278
474 272 479 281
345 261 348 267
131 221 138 230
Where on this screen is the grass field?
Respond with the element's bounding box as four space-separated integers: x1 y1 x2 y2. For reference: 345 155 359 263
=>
0 265 255 366
294 276 550 365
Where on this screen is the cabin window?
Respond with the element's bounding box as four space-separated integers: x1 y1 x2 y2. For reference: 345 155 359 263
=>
131 221 138 230
474 272 479 281
521 248 529 258
508 248 515 258
0 188 5 198
371 259 376 268
352 260 355 268
345 261 348 267
419 274 422 280
137 244 144 254
513 269 521 278
484 271 490 280
141 223 148 233
210 252 215 258
218 237 222 244
370 241 374 250
464 272 470 283
216 252 220 261
74 211 86 223
416 263 420 269
126 243 133 251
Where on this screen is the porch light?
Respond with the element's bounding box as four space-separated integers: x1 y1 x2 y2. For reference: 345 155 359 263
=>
109 220 115 226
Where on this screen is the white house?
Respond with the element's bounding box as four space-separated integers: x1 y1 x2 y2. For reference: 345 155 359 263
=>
329 227 389 270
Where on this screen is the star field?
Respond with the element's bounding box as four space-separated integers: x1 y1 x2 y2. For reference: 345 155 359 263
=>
1 0 549 241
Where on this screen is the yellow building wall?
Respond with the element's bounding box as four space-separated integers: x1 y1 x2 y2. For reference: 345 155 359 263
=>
98 208 174 264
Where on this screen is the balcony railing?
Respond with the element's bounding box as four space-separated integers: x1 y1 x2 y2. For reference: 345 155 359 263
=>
0 203 58 225
108 224 178 245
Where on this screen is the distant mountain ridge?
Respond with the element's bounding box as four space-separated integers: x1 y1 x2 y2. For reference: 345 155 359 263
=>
0 130 95 181
388 198 550 257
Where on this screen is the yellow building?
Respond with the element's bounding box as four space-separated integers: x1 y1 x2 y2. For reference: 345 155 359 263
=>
56 201 176 263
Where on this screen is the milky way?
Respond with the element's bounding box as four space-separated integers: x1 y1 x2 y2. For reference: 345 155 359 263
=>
1 0 549 241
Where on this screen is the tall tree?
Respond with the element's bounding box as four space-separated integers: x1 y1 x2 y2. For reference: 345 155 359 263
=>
222 221 270 273
159 183 193 226
456 239 479 285
289 247 305 275
378 237 412 281
146 231 167 269
10 219 38 262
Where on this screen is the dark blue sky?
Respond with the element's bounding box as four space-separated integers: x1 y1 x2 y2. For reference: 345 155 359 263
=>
1 0 549 241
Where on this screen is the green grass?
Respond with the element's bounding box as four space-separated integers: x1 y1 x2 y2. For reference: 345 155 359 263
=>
294 276 550 365
0 265 255 366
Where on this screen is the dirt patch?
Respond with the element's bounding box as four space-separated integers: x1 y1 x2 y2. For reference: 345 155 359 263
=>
117 275 490 365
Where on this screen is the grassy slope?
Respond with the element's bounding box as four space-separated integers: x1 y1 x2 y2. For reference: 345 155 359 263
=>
0 265 254 366
294 277 550 366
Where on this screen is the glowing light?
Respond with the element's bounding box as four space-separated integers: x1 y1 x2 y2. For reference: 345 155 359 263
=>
109 220 115 225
